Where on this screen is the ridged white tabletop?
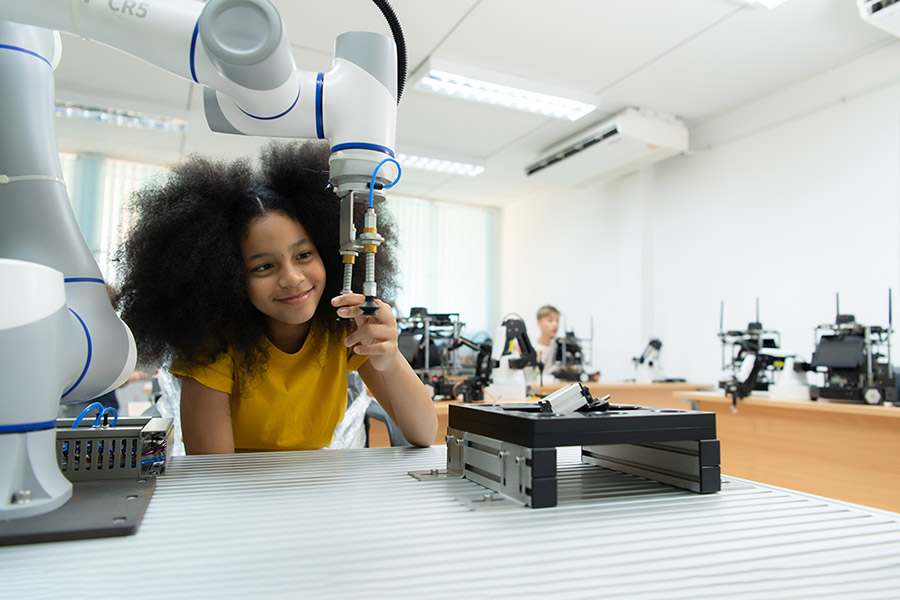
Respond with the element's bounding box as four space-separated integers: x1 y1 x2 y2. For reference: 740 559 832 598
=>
3 446 900 599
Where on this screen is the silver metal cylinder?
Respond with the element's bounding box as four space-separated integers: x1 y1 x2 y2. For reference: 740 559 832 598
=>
342 262 353 295
365 252 375 284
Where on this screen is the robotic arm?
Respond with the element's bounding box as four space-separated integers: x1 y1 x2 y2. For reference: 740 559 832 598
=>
0 0 402 520
632 338 662 384
493 317 540 370
436 317 540 402
446 336 494 403
634 338 662 367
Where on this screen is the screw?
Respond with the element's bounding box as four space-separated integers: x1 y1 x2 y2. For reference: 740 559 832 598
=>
11 490 31 504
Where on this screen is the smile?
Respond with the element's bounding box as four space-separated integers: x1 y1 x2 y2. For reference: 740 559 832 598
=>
276 288 313 305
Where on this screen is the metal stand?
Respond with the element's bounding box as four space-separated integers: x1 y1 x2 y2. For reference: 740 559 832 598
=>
412 403 720 508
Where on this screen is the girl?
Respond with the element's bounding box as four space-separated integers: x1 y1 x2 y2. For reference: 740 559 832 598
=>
117 141 437 453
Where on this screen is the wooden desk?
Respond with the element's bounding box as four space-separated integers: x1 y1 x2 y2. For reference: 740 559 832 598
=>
531 381 708 410
677 390 900 512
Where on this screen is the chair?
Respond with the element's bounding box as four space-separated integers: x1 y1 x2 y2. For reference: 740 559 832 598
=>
364 399 410 447
347 371 410 447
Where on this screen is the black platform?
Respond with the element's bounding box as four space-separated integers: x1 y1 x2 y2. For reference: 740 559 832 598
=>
443 403 721 507
448 403 717 447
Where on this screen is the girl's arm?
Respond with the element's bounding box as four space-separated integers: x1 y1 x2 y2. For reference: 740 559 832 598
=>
180 377 235 454
334 295 438 447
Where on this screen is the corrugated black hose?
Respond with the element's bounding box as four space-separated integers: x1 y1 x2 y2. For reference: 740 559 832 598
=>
370 0 407 103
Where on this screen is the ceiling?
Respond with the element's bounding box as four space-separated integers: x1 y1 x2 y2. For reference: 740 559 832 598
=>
48 0 896 206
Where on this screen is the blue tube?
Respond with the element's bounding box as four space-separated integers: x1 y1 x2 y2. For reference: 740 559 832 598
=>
71 402 104 429
368 158 402 208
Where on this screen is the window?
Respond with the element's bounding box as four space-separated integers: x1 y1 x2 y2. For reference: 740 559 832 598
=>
59 153 164 284
389 196 497 337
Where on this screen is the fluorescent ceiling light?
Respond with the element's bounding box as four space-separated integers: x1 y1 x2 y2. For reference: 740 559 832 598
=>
396 152 485 177
55 101 188 133
413 59 596 122
736 0 791 8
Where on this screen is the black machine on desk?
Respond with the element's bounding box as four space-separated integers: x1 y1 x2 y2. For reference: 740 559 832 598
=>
809 292 897 406
402 312 542 402
397 308 464 378
551 330 592 382
717 299 787 401
411 382 721 508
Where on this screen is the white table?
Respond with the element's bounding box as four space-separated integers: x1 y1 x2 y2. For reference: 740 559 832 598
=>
4 446 900 599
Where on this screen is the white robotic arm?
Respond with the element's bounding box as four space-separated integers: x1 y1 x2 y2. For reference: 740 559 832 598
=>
0 0 401 521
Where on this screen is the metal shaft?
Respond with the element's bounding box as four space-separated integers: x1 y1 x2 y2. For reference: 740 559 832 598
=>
342 262 353 295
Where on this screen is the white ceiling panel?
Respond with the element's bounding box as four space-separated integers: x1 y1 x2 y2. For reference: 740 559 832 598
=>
598 0 890 122
433 0 741 94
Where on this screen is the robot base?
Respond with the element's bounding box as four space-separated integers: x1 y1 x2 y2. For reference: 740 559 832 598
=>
0 478 155 546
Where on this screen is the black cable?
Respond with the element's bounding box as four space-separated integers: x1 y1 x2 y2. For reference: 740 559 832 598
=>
370 0 407 102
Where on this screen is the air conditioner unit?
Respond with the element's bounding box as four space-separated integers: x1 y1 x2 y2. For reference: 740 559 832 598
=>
858 0 900 37
525 108 689 185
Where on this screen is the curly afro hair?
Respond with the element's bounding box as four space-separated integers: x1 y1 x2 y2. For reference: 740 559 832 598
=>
116 140 399 379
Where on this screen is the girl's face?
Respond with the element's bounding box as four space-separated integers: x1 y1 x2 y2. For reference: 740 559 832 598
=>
241 211 326 338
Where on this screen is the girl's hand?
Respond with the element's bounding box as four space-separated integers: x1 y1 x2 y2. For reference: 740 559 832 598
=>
332 294 401 372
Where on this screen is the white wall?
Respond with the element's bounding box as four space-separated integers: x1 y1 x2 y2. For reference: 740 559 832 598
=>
500 44 900 384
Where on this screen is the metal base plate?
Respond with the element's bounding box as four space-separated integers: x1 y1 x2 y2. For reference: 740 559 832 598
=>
457 491 522 510
0 478 156 546
408 468 461 481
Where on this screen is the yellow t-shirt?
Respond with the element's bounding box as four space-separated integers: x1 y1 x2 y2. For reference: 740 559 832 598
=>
170 321 368 451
